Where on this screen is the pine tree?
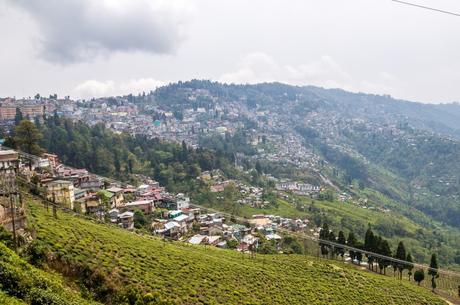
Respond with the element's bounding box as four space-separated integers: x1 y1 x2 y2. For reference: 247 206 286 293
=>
319 223 330 257
347 232 358 263
428 254 439 292
337 231 346 260
378 239 392 275
395 241 407 280
364 227 376 270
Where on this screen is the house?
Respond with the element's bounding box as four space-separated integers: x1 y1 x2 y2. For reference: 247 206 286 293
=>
106 187 125 206
266 233 282 241
176 193 190 210
79 194 101 214
108 208 119 222
122 200 154 214
205 235 221 246
238 234 258 252
118 211 134 229
163 221 182 237
78 175 104 191
45 180 75 209
74 188 87 200
188 234 206 245
43 153 59 168
0 150 19 174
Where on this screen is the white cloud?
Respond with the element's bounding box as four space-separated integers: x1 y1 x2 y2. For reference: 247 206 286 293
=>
219 52 395 95
73 78 165 99
8 0 193 64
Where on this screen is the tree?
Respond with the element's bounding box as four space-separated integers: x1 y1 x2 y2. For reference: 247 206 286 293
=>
319 223 330 257
347 231 358 263
364 227 376 270
428 254 439 292
414 269 425 286
14 120 43 155
337 231 346 260
406 253 414 281
377 239 392 275
14 107 23 126
133 210 147 229
395 241 407 279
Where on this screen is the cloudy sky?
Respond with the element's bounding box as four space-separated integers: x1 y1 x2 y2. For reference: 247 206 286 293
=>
0 0 459 103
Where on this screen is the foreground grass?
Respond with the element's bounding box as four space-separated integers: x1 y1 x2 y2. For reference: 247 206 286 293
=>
26 200 446 305
0 241 99 305
0 291 26 305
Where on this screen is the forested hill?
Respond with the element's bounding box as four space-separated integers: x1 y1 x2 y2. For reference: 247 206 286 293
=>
36 116 241 193
150 80 460 229
153 80 460 138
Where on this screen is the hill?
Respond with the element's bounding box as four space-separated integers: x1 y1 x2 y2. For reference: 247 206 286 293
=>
25 198 447 305
0 240 99 305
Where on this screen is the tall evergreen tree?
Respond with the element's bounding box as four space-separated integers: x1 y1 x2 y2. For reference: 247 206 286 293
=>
428 254 439 292
377 239 392 275
364 227 376 270
395 241 407 280
347 232 358 264
337 231 346 260
319 223 330 257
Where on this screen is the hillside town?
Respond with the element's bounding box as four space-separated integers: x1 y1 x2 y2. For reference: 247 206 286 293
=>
0 147 316 253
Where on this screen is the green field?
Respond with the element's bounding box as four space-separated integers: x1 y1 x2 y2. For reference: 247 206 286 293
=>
0 240 99 305
25 199 447 305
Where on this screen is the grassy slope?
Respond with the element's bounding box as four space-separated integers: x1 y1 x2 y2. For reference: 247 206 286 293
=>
0 241 99 305
27 200 446 305
0 291 26 305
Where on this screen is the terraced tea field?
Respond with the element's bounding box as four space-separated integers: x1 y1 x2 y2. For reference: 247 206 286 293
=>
0 241 99 305
25 200 447 305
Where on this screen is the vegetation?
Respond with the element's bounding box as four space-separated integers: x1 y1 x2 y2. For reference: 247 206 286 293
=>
25 199 447 305
0 241 99 305
27 116 241 193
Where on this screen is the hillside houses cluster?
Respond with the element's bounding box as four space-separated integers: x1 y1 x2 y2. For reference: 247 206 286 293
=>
186 213 310 252
16 151 193 231
275 180 321 196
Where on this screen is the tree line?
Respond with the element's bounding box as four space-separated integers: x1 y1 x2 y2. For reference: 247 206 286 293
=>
319 223 439 290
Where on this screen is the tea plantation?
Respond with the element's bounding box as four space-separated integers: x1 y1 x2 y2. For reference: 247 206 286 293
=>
26 201 447 305
0 240 100 305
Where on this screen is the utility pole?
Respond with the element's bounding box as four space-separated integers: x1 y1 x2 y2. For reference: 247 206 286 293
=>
9 191 17 253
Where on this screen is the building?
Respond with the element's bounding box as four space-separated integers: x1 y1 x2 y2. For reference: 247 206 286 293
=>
122 200 154 214
106 187 125 207
43 153 59 168
45 180 75 209
0 150 19 174
0 107 16 120
118 211 134 230
176 193 190 210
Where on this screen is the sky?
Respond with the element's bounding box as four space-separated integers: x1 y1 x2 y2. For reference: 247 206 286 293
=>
0 0 459 103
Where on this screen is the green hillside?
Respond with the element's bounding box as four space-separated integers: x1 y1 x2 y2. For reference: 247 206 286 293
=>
0 240 99 305
26 199 446 305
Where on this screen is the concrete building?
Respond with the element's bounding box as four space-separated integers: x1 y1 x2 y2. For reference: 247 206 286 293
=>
45 180 75 209
0 150 19 174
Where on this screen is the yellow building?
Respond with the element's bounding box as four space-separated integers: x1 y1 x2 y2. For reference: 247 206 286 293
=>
45 180 75 210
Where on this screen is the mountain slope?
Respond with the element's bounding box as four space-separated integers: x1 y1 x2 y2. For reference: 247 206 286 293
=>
26 198 447 305
0 241 99 305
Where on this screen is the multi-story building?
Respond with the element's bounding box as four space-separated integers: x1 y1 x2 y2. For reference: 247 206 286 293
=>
0 150 19 174
45 180 75 210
